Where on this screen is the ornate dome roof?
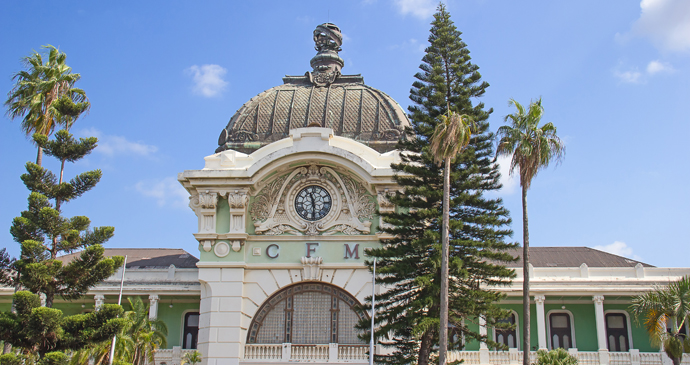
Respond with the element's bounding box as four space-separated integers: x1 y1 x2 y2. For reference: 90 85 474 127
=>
216 23 410 154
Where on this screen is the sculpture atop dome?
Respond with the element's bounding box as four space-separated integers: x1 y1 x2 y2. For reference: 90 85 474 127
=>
215 23 410 154
309 23 345 87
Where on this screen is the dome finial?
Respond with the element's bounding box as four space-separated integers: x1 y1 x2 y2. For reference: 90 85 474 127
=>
309 23 344 86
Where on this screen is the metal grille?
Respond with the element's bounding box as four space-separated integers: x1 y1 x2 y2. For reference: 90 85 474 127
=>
249 284 366 345
256 299 286 344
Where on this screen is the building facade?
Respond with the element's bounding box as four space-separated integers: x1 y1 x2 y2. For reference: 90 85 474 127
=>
2 23 689 365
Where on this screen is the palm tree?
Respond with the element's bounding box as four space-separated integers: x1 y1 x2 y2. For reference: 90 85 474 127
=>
496 98 565 365
5 44 89 166
120 297 168 365
630 276 690 365
429 110 473 365
182 350 202 365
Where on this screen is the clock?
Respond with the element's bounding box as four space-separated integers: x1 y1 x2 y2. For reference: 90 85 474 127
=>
295 185 332 221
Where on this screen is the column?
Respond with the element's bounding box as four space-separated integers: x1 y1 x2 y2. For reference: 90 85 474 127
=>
534 295 547 350
149 294 159 320
479 315 490 365
593 295 609 365
94 295 105 310
198 267 246 365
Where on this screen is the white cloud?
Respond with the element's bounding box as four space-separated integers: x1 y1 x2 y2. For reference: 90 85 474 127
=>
78 128 158 157
134 177 189 208
614 68 643 84
496 155 519 195
186 64 228 97
594 241 643 261
393 0 438 19
632 0 690 53
646 60 675 74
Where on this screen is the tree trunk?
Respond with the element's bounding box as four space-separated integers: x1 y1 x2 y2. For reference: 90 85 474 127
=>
418 330 434 365
522 184 530 365
36 146 43 166
45 293 53 308
439 157 451 365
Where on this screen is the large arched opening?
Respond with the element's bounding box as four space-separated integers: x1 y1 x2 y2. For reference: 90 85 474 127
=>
247 282 367 345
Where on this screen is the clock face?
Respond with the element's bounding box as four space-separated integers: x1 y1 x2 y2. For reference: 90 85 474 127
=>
295 185 332 221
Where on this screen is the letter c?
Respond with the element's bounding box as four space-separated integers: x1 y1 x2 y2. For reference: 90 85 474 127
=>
266 244 279 259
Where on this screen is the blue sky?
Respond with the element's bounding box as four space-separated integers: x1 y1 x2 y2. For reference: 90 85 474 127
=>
1 0 688 267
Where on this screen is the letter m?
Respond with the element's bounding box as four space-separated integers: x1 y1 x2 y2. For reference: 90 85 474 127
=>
344 243 359 259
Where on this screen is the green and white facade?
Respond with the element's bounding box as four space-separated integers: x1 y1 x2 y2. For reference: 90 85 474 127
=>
2 22 688 365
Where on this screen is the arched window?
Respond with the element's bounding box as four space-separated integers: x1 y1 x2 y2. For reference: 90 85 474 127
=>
183 312 199 349
494 312 518 349
247 283 366 345
605 312 630 352
548 312 574 350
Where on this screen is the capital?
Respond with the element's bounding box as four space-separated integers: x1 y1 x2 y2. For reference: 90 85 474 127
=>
534 295 546 305
592 295 605 305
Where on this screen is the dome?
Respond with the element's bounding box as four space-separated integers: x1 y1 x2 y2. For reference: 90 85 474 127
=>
216 23 410 154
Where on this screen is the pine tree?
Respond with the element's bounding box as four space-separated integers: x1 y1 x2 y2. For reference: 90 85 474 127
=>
9 129 123 308
358 5 517 365
0 291 126 360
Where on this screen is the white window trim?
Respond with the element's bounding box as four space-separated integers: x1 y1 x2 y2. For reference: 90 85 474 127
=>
180 309 200 350
546 309 577 350
604 310 634 351
492 310 520 350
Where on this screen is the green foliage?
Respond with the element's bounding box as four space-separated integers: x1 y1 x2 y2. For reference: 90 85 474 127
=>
534 349 578 365
4 45 89 165
8 129 121 308
357 4 517 365
0 353 32 365
182 351 202 365
69 297 168 365
0 291 125 359
37 353 68 365
630 275 690 364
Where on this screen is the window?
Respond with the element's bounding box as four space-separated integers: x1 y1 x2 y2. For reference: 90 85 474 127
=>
549 313 573 350
666 319 688 337
605 313 629 352
494 313 518 349
247 283 366 344
183 312 199 349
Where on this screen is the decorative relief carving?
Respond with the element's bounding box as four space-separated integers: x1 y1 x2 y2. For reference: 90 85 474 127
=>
198 191 218 209
377 189 395 213
214 241 230 257
301 256 323 281
228 190 249 209
250 163 376 236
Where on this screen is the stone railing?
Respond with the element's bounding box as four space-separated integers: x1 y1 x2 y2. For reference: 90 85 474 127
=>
154 347 198 365
446 349 690 365
243 343 368 363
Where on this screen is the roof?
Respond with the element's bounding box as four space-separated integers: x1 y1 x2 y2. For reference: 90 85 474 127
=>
58 248 198 269
215 23 410 154
500 247 654 268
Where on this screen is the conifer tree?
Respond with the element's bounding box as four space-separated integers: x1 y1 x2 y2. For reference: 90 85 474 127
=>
9 129 122 308
358 5 517 365
0 291 126 360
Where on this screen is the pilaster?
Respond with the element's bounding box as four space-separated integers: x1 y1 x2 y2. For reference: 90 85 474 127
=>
149 294 159 320
534 295 547 350
94 294 105 309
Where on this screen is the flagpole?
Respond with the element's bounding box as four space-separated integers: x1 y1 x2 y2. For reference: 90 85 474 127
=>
109 255 127 365
369 258 376 365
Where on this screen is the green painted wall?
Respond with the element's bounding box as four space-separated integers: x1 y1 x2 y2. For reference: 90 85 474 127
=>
156 297 200 349
216 198 230 234
543 302 597 351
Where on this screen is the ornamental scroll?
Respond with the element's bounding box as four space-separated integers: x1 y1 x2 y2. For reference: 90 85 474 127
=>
249 164 376 236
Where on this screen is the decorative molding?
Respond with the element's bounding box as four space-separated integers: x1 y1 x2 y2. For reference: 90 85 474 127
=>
231 240 242 252
534 295 546 305
592 295 605 305
250 164 375 236
301 256 323 281
202 240 213 252
198 191 218 209
228 190 249 209
214 241 231 258
376 188 395 213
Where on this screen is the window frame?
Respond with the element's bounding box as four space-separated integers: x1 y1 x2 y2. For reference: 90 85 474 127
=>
546 310 577 350
604 310 633 352
180 309 200 350
492 310 520 350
